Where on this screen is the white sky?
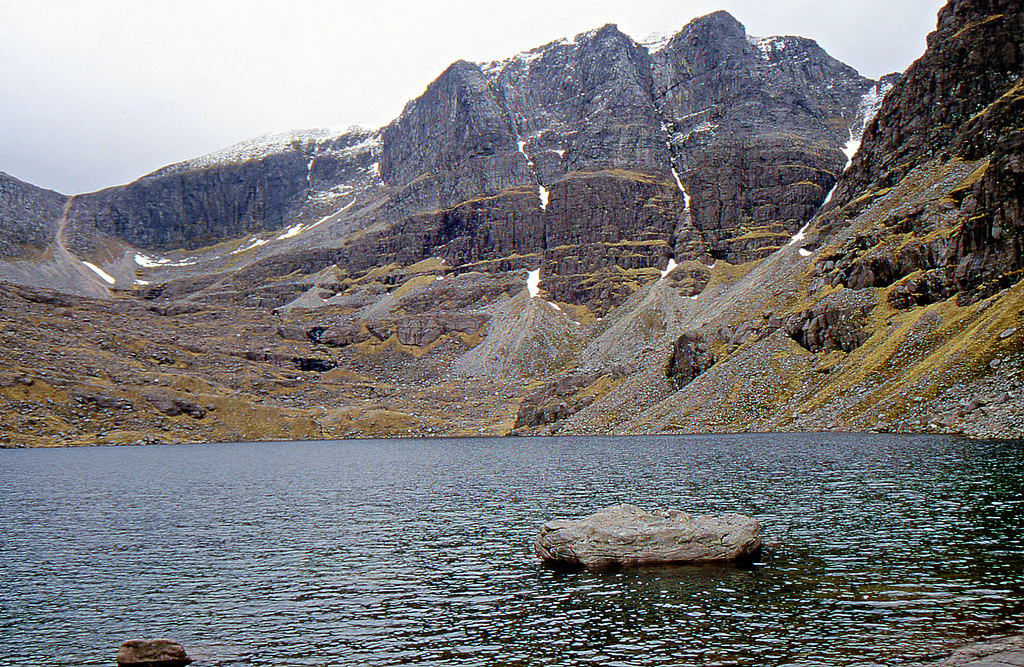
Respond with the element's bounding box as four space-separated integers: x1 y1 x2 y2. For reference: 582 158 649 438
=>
0 0 947 195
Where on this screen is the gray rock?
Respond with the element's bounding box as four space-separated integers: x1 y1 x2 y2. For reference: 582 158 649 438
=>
116 638 192 666
143 393 206 419
534 504 761 568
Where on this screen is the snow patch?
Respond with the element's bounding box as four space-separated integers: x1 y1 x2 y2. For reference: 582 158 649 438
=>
750 36 787 60
153 126 373 175
538 185 549 209
554 148 565 157
799 247 813 257
513 49 544 66
435 275 445 281
680 121 717 142
670 168 690 208
660 258 678 280
547 301 561 311
276 223 305 240
788 222 810 246
134 253 164 267
639 30 674 53
232 238 269 254
527 269 540 298
842 132 861 170
82 261 115 284
135 279 151 285
843 82 894 170
690 294 699 300
822 182 839 206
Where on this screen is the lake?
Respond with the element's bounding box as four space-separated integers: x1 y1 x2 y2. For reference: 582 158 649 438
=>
1 433 1022 666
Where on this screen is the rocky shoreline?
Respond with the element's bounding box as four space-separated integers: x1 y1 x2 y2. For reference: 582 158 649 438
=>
915 634 1024 667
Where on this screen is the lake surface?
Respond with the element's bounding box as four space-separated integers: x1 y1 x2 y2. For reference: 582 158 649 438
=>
1 433 1022 666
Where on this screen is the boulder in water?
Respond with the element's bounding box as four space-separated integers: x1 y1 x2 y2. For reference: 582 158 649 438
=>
116 639 192 667
534 504 761 568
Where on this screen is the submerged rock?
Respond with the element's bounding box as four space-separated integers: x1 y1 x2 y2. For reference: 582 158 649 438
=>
534 504 761 568
116 639 192 666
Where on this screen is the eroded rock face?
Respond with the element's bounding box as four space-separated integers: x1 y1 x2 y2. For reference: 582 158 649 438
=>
654 10 875 263
116 639 191 666
0 171 66 257
65 128 380 253
512 367 628 430
823 0 1024 304
143 393 206 419
534 504 762 568
665 331 715 389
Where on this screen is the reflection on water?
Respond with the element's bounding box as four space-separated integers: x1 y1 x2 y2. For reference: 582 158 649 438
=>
1 433 1022 666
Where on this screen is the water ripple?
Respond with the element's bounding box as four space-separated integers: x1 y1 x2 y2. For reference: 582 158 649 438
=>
1 433 1022 666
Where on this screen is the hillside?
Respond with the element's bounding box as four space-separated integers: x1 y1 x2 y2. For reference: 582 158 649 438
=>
0 1 1020 447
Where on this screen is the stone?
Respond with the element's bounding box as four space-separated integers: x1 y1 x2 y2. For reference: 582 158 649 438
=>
292 357 336 373
142 393 205 419
664 331 715 388
534 504 761 568
73 389 132 411
512 370 608 430
927 635 1024 667
116 639 192 666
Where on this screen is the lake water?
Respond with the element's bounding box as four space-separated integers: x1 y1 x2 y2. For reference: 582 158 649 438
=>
1 434 1022 666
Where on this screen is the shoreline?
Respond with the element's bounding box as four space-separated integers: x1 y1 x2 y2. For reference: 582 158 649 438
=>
917 634 1024 666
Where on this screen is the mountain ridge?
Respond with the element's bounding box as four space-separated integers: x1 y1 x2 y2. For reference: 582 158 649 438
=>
2 2 1021 447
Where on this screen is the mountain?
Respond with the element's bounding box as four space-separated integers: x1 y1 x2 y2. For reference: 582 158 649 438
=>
559 0 1024 439
0 2 1020 447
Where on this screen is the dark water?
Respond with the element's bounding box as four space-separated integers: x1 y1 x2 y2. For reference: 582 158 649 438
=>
1 434 1022 667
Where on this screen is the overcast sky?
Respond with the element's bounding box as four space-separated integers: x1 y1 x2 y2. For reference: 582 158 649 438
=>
1 0 947 195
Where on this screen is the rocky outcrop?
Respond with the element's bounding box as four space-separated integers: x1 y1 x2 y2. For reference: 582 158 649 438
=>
654 11 875 263
143 393 206 419
512 367 627 430
823 0 1024 304
395 312 491 347
116 639 192 667
65 128 380 252
534 504 762 568
0 171 66 257
781 295 876 353
664 331 715 388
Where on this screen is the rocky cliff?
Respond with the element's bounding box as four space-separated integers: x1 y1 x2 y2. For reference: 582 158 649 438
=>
64 127 383 254
5 2 1020 447
1 11 878 318
0 172 66 257
555 0 1024 440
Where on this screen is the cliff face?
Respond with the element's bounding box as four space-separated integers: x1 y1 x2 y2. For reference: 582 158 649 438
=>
63 127 382 253
1 12 876 317
813 0 1024 307
0 172 66 258
653 11 875 263
359 16 875 314
554 0 1024 440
